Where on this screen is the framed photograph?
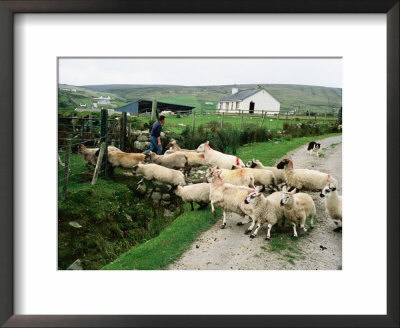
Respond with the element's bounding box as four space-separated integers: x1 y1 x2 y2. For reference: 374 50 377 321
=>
1 1 398 327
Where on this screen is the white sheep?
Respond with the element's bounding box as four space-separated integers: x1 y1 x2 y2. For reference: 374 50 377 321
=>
206 167 255 188
320 183 342 232
239 191 284 240
196 141 244 169
246 159 286 185
165 140 197 153
277 158 337 192
100 149 145 171
147 151 188 170
207 167 256 229
231 166 278 191
133 163 186 186
78 144 122 169
171 183 210 211
280 186 317 237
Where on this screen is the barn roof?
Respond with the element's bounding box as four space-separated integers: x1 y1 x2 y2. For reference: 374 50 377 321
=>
117 99 195 114
218 89 261 102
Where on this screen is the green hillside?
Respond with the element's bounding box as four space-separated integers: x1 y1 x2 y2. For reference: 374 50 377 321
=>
58 83 341 113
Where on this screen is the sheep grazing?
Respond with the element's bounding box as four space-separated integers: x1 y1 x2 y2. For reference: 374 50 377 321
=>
320 183 342 232
246 159 286 185
239 191 284 240
171 183 210 211
307 141 321 157
277 158 337 192
147 151 188 170
132 163 187 186
206 167 255 188
207 167 255 229
196 141 245 169
280 186 317 237
231 166 279 191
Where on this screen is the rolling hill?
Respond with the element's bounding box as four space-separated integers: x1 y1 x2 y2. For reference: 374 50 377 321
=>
58 83 342 113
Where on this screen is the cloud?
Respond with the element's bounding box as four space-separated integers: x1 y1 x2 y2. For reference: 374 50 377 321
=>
59 58 342 88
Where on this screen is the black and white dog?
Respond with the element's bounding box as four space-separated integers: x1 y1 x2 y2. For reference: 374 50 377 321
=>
307 141 321 157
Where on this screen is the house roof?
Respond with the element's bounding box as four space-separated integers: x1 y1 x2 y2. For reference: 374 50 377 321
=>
218 89 261 102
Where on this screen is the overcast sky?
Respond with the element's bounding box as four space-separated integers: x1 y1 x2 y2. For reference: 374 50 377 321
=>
58 58 342 88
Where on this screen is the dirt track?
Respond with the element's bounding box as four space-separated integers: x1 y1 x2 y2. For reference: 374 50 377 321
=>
168 135 342 270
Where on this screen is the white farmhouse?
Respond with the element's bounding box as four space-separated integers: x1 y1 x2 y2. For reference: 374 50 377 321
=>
217 87 280 114
94 95 111 105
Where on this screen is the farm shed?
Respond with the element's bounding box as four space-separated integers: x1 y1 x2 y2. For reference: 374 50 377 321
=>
117 99 195 115
217 87 280 114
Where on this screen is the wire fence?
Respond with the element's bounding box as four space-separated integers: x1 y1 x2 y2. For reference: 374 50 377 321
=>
58 109 129 202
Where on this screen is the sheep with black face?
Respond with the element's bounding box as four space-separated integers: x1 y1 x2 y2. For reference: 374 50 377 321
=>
277 158 337 192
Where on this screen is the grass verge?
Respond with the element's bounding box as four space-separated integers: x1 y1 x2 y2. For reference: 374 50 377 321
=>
102 205 222 270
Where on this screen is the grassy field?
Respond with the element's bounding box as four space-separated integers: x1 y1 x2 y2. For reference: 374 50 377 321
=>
101 132 341 270
136 113 337 134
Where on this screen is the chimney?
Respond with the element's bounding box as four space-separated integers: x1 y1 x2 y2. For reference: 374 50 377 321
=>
232 87 239 94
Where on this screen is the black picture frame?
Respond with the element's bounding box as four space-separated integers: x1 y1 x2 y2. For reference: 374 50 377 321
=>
0 1 398 327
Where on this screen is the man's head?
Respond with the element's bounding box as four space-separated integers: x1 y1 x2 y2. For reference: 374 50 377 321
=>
159 115 166 124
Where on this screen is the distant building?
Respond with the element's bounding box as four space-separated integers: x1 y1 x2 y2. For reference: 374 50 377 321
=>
117 99 195 115
80 104 86 107
94 95 111 105
217 87 280 114
205 101 213 105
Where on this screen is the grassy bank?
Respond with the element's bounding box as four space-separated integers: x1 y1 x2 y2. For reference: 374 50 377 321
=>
102 132 341 270
102 205 222 270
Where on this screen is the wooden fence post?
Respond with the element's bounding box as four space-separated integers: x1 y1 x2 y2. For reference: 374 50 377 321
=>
62 139 72 201
192 111 196 138
221 111 224 128
325 112 327 123
275 113 280 130
120 112 127 151
89 113 93 133
151 99 158 123
240 110 244 130
92 142 106 185
259 110 266 128
100 109 108 178
80 119 85 144
286 111 289 121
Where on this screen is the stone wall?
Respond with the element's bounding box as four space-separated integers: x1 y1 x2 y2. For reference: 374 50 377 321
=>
129 130 170 152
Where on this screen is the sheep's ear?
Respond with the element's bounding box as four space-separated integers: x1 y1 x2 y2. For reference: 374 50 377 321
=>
290 188 297 194
282 185 287 192
206 141 209 144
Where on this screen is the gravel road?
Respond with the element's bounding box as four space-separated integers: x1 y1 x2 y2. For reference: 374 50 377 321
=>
168 135 342 270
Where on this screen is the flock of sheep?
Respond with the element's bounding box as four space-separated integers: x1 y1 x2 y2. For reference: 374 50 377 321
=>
77 139 342 241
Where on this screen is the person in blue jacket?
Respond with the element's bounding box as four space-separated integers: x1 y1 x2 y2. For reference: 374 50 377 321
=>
145 115 165 154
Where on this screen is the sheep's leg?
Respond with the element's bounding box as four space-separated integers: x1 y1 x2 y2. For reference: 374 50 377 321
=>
250 221 262 238
220 211 227 229
137 178 144 185
310 215 314 228
292 223 298 237
245 219 256 234
190 201 194 211
300 215 307 232
265 223 272 240
211 201 216 217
